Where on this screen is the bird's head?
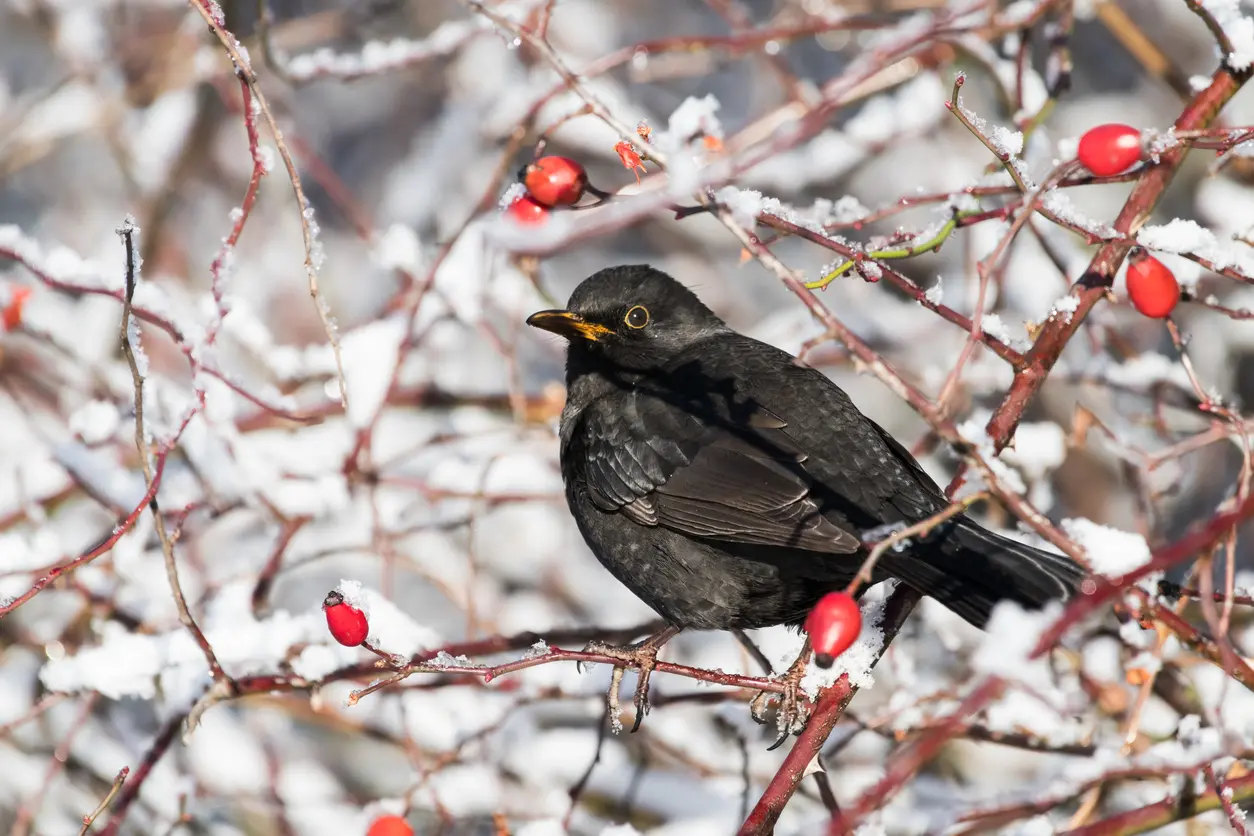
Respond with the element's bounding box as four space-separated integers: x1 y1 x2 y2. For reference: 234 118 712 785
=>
526 265 727 370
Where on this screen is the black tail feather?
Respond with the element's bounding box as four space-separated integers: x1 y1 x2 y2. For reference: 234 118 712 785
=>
881 517 1086 629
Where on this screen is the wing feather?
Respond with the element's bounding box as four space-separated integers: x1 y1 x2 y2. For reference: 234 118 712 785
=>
569 392 859 556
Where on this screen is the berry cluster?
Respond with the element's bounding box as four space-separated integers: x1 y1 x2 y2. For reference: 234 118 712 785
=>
1075 123 1180 319
504 155 597 225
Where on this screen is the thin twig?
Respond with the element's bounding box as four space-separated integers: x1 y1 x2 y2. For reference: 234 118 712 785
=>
79 767 130 836
115 219 229 690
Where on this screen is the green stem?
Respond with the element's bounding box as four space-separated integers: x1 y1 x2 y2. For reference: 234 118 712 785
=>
806 213 969 290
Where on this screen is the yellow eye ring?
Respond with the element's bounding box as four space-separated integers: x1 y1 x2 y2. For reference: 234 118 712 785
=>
624 305 650 329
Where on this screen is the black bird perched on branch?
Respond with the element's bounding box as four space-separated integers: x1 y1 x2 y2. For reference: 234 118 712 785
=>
527 265 1085 733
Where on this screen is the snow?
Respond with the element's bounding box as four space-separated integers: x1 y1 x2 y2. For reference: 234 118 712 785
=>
801 583 893 697
1040 190 1118 239
373 223 423 274
40 581 441 703
989 125 1025 157
0 225 111 289
1001 421 1067 481
972 601 1063 690
716 186 763 228
1060 518 1152 578
1137 218 1254 279
497 181 529 210
341 315 407 428
1049 294 1080 323
286 20 489 80
68 398 121 444
664 94 723 143
924 276 944 305
1198 1 1254 70
980 312 1015 344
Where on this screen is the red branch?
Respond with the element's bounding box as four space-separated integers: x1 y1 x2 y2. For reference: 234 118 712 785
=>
0 452 168 618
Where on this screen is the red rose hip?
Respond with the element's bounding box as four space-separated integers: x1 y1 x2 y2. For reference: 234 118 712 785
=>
1076 124 1143 177
521 156 588 207
366 815 413 836
804 592 862 668
504 195 549 225
1125 249 1179 318
323 590 369 646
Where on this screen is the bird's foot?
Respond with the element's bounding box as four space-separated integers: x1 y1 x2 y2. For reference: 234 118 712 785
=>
750 643 813 749
582 625 681 733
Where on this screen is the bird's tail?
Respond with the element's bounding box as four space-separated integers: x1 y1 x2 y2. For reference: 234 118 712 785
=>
880 517 1086 629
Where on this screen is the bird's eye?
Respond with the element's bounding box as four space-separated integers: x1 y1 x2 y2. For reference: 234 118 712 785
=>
624 305 650 329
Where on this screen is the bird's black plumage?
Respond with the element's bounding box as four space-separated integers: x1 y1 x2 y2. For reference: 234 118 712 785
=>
528 265 1086 632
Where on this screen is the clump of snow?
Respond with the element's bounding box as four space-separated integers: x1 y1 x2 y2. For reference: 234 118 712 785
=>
665 93 723 142
340 316 407 429
373 222 423 273
336 579 369 614
1197 1 1254 70
972 600 1063 690
983 687 1090 746
523 640 550 659
923 276 944 305
1061 518 1151 578
715 186 763 229
1001 421 1067 481
497 181 528 210
652 94 725 196
427 650 474 669
1050 294 1080 323
989 125 1024 157
1137 218 1254 281
980 312 1014 344
860 260 883 281
830 195 869 223
68 399 121 445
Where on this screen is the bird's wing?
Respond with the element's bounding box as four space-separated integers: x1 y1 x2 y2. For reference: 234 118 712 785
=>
661 336 952 527
572 389 861 554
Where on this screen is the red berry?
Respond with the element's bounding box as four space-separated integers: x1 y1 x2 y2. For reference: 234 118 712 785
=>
1076 124 1143 177
504 195 549 225
804 592 862 668
323 590 369 647
366 815 413 836
521 156 588 206
1125 249 1179 318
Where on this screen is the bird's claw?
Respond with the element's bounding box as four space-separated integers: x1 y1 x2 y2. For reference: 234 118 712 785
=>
581 634 668 734
750 646 813 749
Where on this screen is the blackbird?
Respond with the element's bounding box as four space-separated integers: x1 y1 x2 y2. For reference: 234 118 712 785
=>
527 265 1085 730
